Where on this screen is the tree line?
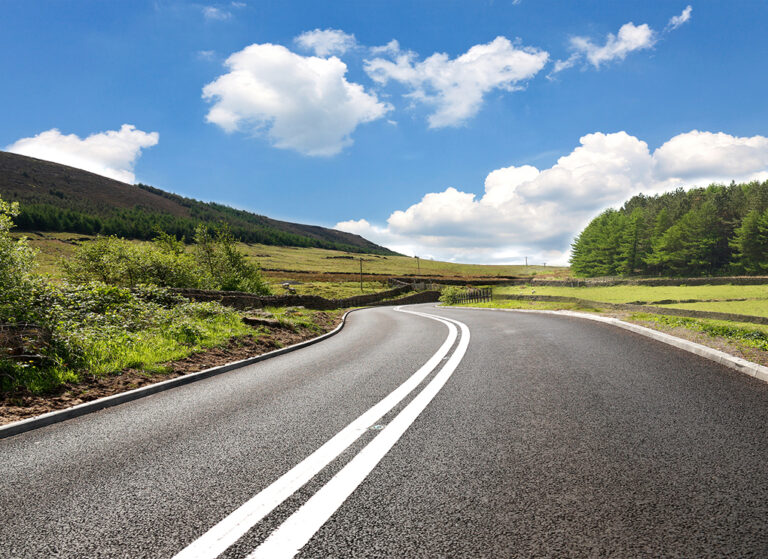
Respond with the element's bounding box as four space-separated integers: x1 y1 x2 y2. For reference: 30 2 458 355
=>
11 202 371 253
570 180 768 277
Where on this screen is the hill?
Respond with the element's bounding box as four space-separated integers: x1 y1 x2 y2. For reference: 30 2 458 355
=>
570 180 768 277
0 150 395 254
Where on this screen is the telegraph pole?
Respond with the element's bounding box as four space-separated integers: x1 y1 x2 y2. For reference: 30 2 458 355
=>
359 257 363 292
416 256 420 274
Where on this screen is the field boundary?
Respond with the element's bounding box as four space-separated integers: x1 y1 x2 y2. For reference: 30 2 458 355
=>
446 306 768 384
494 294 768 325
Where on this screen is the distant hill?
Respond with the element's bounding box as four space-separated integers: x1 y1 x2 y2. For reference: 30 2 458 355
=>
0 151 396 255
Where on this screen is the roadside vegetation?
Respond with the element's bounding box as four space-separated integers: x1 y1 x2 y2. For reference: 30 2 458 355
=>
0 196 314 397
570 180 768 277
630 313 768 352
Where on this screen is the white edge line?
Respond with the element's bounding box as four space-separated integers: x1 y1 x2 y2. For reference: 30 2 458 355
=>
0 309 359 440
246 310 471 559
172 309 458 559
449 306 768 384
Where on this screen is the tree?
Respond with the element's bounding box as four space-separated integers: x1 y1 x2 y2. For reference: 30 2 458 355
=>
731 209 768 274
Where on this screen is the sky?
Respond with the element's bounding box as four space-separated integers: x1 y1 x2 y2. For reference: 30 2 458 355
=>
3 1 768 265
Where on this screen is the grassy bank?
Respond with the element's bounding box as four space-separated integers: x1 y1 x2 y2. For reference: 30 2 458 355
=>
496 284 768 318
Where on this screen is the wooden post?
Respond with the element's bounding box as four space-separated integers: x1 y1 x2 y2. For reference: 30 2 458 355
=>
359 258 363 292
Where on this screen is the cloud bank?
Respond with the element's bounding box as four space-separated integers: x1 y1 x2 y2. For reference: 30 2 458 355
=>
337 130 768 266
6 124 159 183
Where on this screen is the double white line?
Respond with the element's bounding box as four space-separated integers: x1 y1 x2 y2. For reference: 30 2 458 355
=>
174 308 470 559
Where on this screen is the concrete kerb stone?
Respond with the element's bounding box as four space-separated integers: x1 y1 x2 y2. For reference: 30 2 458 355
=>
447 306 768 384
0 309 362 440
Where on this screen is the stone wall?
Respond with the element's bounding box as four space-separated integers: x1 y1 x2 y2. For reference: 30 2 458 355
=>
173 283 414 310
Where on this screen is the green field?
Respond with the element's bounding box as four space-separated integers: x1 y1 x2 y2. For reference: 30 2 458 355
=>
496 284 768 317
18 232 569 281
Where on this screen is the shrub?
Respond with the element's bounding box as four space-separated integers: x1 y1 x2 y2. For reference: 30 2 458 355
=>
193 224 270 294
439 286 467 305
0 196 38 321
63 234 201 288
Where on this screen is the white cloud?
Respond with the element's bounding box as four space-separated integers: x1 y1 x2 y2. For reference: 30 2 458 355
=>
364 37 548 128
654 130 768 183
337 130 768 265
295 29 356 57
6 124 159 183
202 6 231 21
231 1 246 7
370 39 400 56
667 5 692 30
572 22 656 68
202 43 391 156
197 50 215 60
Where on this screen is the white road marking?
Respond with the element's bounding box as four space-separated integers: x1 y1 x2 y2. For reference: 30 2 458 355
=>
246 310 470 559
173 309 458 559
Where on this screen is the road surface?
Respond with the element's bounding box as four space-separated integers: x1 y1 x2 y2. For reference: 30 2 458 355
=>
2 304 768 558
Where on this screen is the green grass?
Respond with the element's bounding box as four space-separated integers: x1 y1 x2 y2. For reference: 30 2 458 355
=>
655 299 768 318
454 299 604 312
496 284 768 305
77 310 252 378
16 231 569 280
243 243 564 277
631 313 768 351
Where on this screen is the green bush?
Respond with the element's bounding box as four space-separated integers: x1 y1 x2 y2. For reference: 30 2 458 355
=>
0 197 38 320
63 226 271 294
439 286 467 305
63 234 201 288
193 224 271 294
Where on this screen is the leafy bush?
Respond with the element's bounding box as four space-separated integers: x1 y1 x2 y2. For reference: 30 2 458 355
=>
63 226 271 294
0 197 38 320
439 286 467 305
193 224 271 294
63 234 200 288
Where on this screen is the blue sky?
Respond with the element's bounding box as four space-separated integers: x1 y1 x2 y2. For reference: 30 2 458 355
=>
3 1 768 264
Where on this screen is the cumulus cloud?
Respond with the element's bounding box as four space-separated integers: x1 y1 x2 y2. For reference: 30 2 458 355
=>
654 130 768 183
336 130 768 265
6 124 159 183
202 6 231 20
295 29 356 57
364 37 548 128
202 43 391 156
667 5 692 30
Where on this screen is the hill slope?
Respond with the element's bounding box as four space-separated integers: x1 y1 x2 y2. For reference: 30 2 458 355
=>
0 150 395 254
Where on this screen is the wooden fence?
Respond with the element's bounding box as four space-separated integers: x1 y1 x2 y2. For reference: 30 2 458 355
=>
455 287 492 304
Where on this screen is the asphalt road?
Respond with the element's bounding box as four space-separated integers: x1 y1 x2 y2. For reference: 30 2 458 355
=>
2 304 768 558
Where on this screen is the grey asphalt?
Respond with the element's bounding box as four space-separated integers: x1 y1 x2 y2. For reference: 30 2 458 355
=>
3 304 768 558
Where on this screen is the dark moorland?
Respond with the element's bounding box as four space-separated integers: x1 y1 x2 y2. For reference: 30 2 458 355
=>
0 150 395 254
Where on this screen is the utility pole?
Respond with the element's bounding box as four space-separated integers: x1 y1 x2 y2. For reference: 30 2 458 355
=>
359 257 363 292
525 256 528 267
416 256 420 274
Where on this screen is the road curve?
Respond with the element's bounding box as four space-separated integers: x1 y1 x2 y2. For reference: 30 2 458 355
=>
2 304 768 558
